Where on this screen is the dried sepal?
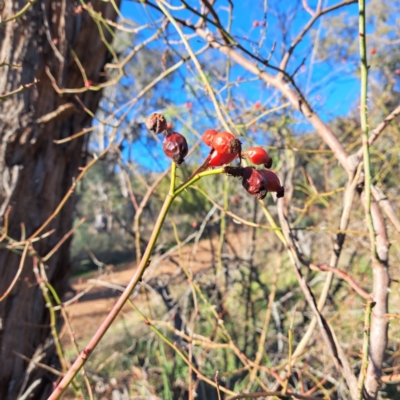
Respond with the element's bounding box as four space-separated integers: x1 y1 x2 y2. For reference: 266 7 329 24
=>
146 113 168 134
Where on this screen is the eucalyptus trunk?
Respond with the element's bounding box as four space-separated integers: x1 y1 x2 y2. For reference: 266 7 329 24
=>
0 1 119 398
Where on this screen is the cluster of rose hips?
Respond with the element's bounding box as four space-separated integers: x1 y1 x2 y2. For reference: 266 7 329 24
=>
202 128 284 199
145 113 284 200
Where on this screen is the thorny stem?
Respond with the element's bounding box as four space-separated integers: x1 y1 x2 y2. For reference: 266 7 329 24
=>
49 163 224 399
358 0 375 256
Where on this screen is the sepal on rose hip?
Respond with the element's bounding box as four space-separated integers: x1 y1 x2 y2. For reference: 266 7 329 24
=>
224 165 244 177
145 113 168 134
162 132 188 164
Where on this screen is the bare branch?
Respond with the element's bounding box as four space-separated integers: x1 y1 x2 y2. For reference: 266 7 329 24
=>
277 199 358 399
371 185 400 233
0 79 38 100
194 27 354 173
364 197 390 399
309 263 372 301
279 0 357 72
36 103 77 124
356 104 400 159
302 0 316 16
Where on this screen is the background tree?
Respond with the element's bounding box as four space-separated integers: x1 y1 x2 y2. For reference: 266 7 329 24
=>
0 1 120 398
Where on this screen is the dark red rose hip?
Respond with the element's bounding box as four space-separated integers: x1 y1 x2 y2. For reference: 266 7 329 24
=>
259 169 284 198
242 167 267 200
162 132 188 164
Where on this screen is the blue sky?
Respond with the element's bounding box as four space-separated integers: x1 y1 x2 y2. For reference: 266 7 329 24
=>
102 0 370 171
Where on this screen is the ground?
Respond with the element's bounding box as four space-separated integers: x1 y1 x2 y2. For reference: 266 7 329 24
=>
62 230 250 344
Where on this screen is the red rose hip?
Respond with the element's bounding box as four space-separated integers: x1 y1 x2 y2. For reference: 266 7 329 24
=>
242 167 267 200
244 147 272 168
212 132 241 154
259 169 284 198
202 129 218 147
208 150 238 167
162 132 188 164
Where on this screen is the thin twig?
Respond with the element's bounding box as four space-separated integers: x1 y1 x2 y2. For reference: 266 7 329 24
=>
0 241 29 302
0 0 38 25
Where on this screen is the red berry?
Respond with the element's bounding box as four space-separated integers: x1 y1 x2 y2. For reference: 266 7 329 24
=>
259 170 284 198
166 122 173 130
370 48 377 55
253 20 259 27
242 167 267 200
208 150 238 167
395 69 400 75
185 102 193 109
244 147 272 168
212 132 241 154
202 129 218 147
254 101 262 109
162 132 188 164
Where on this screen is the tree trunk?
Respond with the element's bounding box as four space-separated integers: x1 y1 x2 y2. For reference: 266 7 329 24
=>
0 1 119 398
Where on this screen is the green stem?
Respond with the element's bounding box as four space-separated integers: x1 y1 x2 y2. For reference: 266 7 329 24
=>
46 281 94 399
49 164 224 399
217 175 228 277
0 0 38 25
169 162 177 195
359 0 376 256
174 168 224 197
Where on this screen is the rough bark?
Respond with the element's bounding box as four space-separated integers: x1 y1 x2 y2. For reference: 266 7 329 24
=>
0 1 119 398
